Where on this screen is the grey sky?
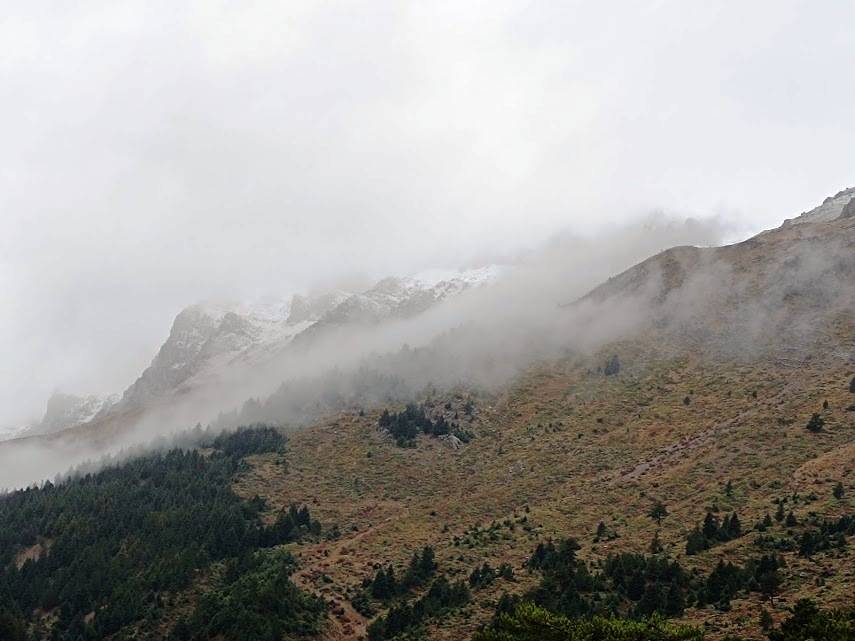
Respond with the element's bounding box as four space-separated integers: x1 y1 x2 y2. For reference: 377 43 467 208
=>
1 0 854 427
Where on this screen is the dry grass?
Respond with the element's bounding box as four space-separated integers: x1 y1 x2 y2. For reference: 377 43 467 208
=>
229 345 854 640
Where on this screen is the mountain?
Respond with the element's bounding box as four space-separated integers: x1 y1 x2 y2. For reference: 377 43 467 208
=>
1 190 854 641
581 187 855 361
15 392 118 439
119 265 504 410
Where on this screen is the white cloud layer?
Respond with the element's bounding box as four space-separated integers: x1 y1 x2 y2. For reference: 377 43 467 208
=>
1 0 853 426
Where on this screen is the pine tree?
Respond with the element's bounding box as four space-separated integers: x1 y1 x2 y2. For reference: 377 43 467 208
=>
774 501 785 523
833 482 844 499
785 511 798 527
850 377 855 393
648 500 669 525
686 526 707 555
604 355 621 376
806 413 824 433
665 579 685 616
702 512 719 540
725 512 741 539
595 521 607 541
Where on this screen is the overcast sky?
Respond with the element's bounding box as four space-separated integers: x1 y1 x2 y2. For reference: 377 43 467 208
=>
1 0 854 426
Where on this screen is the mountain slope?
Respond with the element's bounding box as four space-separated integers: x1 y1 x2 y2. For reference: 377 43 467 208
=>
1 189 854 640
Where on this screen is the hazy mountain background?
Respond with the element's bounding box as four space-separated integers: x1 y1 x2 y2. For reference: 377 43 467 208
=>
2 0 855 432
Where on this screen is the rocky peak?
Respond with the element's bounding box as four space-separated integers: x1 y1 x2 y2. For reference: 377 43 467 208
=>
120 301 291 407
784 186 855 226
24 392 117 437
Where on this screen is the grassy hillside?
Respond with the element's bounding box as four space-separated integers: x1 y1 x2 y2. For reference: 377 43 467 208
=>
232 344 854 640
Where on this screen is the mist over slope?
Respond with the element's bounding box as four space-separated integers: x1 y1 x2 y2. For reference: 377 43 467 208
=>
2 188 854 488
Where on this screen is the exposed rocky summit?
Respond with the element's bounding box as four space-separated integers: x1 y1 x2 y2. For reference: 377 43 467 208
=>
120 266 503 408
23 392 117 438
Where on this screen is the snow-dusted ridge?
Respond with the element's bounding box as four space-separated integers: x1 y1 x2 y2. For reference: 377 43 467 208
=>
1 264 506 441
119 264 507 409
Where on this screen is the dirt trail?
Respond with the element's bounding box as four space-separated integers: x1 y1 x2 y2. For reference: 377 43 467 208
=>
292 505 407 641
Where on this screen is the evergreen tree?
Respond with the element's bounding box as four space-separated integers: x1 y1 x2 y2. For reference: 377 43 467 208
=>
756 555 782 604
785 511 798 527
702 512 719 540
805 413 824 433
604 355 621 376
648 501 669 526
725 512 741 539
685 527 707 555
833 482 844 499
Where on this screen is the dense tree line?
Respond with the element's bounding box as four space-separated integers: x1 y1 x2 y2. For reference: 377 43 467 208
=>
510 537 787 623
768 598 855 641
365 546 439 601
378 403 470 447
796 514 853 557
367 576 470 640
469 561 514 589
686 511 742 554
475 599 855 641
0 425 322 640
170 550 324 641
476 602 702 641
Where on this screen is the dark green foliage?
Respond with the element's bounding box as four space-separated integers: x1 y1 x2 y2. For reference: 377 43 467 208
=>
379 404 458 446
351 591 375 618
367 576 470 640
797 515 853 557
768 599 855 641
498 562 515 580
755 554 783 603
648 501 669 525
172 550 324 641
0 425 318 640
211 424 286 458
686 512 742 554
403 546 438 589
366 546 438 602
805 413 824 433
525 539 697 619
508 536 792 625
369 565 399 600
604 355 621 376
602 553 691 617
470 562 498 589
833 482 845 499
697 560 746 609
849 377 855 393
0 607 27 641
785 511 798 527
474 602 704 641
